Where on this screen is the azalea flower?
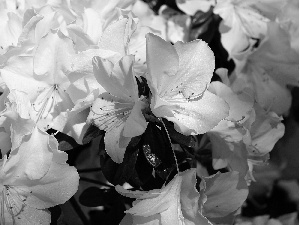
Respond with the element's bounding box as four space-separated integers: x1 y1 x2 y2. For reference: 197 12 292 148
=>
210 101 284 180
116 169 212 225
207 69 284 179
70 0 136 44
1 30 75 132
207 72 254 175
213 0 285 58
88 55 147 163
231 22 298 115
11 125 70 180
66 15 147 142
0 0 48 54
243 102 285 157
0 148 79 225
145 33 229 135
1 25 102 143
131 0 167 74
68 0 136 47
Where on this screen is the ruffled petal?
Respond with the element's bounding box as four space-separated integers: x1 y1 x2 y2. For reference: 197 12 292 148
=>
0 11 22 54
123 100 147 138
2 203 50 225
24 163 79 209
157 91 229 135
88 92 136 163
104 124 131 163
88 92 134 132
4 127 66 181
209 81 254 121
98 17 134 56
117 169 211 225
92 55 137 101
145 33 179 95
173 39 215 99
33 30 74 84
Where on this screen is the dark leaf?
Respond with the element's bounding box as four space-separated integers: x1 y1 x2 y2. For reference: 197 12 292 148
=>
100 136 141 185
136 76 150 97
79 187 123 208
89 192 126 225
190 9 218 44
47 129 79 151
192 7 214 26
133 145 165 190
82 124 104 145
49 205 61 225
79 187 107 207
141 121 175 168
162 119 196 148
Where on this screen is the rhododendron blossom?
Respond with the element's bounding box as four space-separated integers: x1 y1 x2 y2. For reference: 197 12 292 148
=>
0 152 79 225
88 55 147 163
145 33 229 135
0 0 295 224
117 169 211 225
214 0 285 58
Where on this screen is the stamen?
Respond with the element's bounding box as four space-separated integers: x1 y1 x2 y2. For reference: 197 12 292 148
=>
1 185 27 224
90 105 132 132
32 85 59 124
158 118 179 174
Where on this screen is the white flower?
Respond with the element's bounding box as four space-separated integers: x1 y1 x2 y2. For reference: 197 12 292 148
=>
88 55 147 163
145 33 229 135
117 169 211 225
214 0 285 58
0 151 79 225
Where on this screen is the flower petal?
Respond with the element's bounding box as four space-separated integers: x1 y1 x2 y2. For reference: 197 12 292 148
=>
201 171 248 219
123 100 147 138
24 163 79 209
145 33 179 95
157 91 229 135
88 92 135 163
104 123 131 163
4 127 64 181
92 55 137 101
173 38 215 99
209 81 254 121
88 92 134 132
33 30 74 84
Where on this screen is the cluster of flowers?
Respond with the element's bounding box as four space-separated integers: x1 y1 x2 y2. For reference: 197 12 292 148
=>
0 0 297 224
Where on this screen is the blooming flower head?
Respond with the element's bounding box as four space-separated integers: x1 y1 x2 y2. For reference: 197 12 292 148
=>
0 142 79 225
213 0 285 58
88 55 147 163
117 169 211 225
207 70 285 179
145 33 229 135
